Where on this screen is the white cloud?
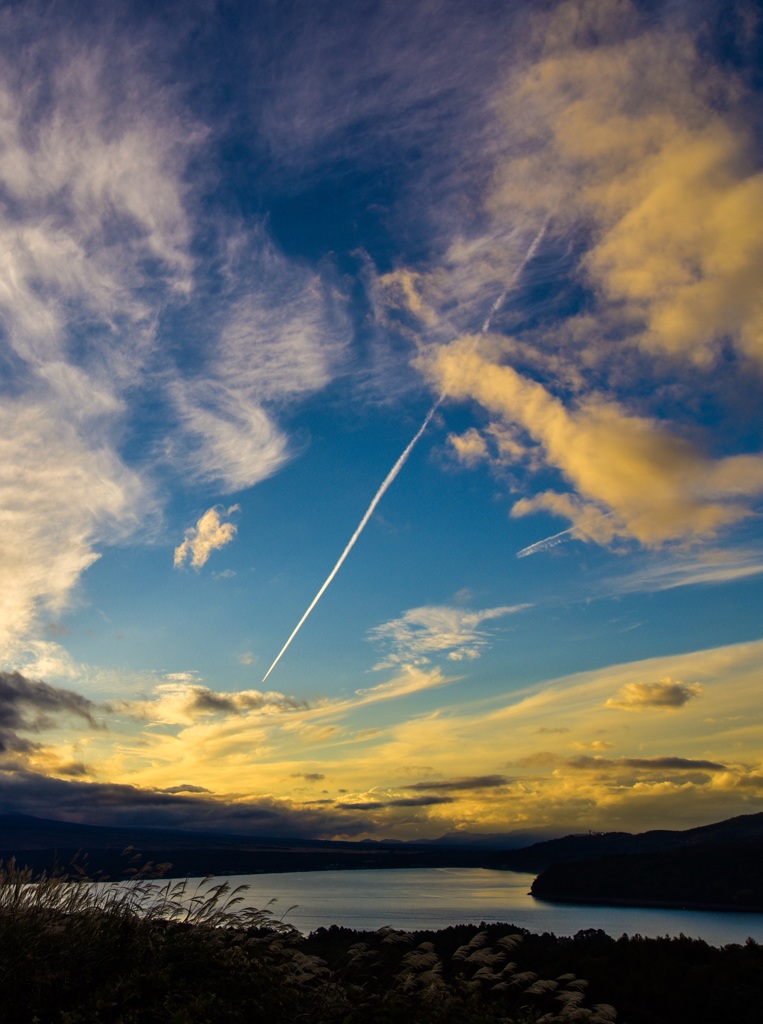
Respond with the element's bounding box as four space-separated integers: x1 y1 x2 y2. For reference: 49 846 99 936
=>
368 602 530 667
0 15 348 651
174 505 240 571
0 401 149 654
354 664 454 703
612 547 763 593
170 237 348 492
0 25 194 651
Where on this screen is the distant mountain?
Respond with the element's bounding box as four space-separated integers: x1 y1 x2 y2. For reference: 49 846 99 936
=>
420 829 562 849
0 813 492 878
4 811 763 896
487 812 763 872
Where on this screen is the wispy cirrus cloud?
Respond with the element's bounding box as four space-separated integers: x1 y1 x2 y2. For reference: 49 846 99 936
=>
0 24 190 652
169 235 349 492
0 6 351 655
611 546 763 594
368 602 530 668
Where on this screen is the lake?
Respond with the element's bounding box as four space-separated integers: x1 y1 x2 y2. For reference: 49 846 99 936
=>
189 866 763 947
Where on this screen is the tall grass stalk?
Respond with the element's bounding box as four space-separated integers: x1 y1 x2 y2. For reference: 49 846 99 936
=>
0 856 617 1023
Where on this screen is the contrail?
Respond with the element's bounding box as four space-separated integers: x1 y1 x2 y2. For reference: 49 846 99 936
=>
263 219 550 681
481 217 550 334
262 399 441 683
516 512 613 559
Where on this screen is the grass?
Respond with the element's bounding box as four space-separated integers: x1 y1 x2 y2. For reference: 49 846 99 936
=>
0 854 617 1023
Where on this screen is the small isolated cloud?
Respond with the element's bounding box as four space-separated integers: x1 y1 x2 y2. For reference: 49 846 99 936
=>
387 795 454 807
404 774 509 792
574 739 614 752
57 762 91 778
368 602 530 667
448 428 489 466
291 772 325 782
605 678 702 710
116 681 307 726
161 784 212 794
621 757 726 771
335 800 385 810
336 794 455 810
569 756 726 772
174 505 239 571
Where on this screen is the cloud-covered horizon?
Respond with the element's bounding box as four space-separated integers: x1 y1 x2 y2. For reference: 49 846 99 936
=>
2 636 761 839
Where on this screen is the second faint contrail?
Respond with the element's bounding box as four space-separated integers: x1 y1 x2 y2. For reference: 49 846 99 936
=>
516 512 613 559
262 399 441 683
481 217 550 334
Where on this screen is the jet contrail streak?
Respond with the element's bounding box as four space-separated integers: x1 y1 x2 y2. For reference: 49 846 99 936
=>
263 218 550 681
481 217 550 334
262 399 441 683
516 512 613 559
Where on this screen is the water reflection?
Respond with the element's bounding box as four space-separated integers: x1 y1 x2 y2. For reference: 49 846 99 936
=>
195 867 763 947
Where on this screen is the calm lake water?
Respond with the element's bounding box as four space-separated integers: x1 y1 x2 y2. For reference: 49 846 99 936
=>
187 867 763 947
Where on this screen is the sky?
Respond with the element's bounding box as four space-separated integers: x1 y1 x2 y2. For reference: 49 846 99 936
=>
1 0 762 842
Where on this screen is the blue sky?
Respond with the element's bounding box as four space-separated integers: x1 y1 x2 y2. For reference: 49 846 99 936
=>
1 0 763 841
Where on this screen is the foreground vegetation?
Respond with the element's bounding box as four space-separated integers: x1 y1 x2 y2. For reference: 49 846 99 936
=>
1 857 762 1024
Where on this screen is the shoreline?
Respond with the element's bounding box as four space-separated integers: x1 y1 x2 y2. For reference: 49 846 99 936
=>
532 892 763 915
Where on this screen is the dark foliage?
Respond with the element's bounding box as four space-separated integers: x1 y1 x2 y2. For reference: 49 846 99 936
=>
304 923 763 1024
0 858 614 1024
531 838 763 909
3 856 763 1024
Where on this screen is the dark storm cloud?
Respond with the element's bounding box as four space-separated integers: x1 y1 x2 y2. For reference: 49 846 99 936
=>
160 784 212 794
188 688 309 715
387 795 455 807
569 756 727 772
0 768 373 839
404 774 509 792
57 762 91 777
0 671 100 754
111 685 311 725
336 795 455 810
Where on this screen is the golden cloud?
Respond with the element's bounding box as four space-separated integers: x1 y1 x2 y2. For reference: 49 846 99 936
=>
448 427 489 466
605 678 702 710
495 0 763 368
173 504 239 570
425 337 763 546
